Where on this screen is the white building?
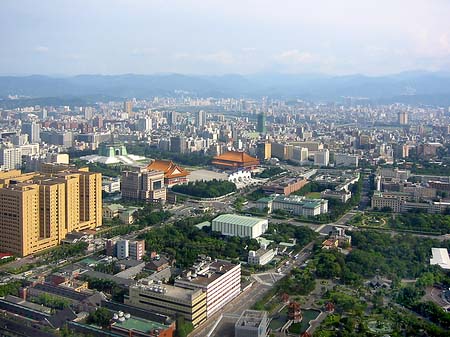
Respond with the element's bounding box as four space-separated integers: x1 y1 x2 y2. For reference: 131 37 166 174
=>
116 240 129 259
212 214 268 239
235 310 269 337
248 248 276 266
292 146 309 163
430 248 450 270
314 149 330 167
258 195 328 217
175 258 241 317
334 153 359 167
0 145 22 170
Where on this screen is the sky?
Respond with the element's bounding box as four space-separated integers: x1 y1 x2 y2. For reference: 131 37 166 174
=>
1 0 450 76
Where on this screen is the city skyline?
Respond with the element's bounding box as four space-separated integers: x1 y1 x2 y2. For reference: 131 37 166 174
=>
1 0 450 76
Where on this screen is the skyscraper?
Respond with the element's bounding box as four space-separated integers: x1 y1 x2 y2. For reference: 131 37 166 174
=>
21 121 41 143
257 112 266 134
124 100 134 117
398 111 408 125
196 110 207 128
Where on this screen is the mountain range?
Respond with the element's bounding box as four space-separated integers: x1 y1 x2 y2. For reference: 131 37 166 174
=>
1 71 450 106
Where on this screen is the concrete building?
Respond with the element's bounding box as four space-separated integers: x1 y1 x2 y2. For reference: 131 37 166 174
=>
125 283 207 327
212 214 268 239
271 142 293 160
314 149 330 167
320 189 352 203
235 310 269 337
129 240 145 261
257 112 266 134
21 121 40 143
262 177 308 196
116 240 129 259
258 195 328 217
292 146 309 163
248 248 276 266
0 145 22 170
256 142 271 160
0 168 102 257
334 153 359 167
121 168 166 202
196 110 207 128
175 258 241 317
398 111 408 125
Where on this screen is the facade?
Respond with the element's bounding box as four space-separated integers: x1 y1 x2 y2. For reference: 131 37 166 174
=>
334 153 359 167
320 189 352 203
314 149 330 167
21 121 41 143
196 110 207 128
121 168 166 202
271 142 293 160
129 240 145 261
398 111 408 125
262 177 308 196
212 214 268 239
371 191 450 214
256 142 271 160
170 136 187 154
248 248 276 266
146 160 189 187
175 258 241 318
125 284 207 327
0 145 22 170
116 240 129 259
0 168 102 257
257 112 266 133
292 146 309 163
260 195 328 217
235 310 269 337
111 315 175 337
212 151 259 170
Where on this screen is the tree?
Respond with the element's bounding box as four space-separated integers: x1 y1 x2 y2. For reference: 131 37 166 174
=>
86 307 113 327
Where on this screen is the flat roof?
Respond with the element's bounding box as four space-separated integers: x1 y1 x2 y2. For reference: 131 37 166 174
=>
430 248 450 270
132 283 201 302
112 316 168 333
213 214 266 227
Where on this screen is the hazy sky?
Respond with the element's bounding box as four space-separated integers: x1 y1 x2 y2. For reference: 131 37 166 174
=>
1 0 450 76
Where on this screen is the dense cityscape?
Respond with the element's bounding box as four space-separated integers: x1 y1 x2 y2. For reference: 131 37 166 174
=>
1 1 450 337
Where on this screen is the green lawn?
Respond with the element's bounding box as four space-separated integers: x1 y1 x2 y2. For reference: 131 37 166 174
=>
306 192 322 199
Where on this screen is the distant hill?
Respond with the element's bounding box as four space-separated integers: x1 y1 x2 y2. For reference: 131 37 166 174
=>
1 72 450 106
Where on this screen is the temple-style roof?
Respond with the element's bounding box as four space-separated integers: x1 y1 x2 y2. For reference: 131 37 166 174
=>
146 160 189 179
212 151 259 168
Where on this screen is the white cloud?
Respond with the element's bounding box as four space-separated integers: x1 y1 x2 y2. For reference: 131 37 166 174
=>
34 45 49 53
275 50 314 64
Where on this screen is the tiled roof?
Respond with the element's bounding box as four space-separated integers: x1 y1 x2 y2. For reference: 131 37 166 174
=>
213 151 259 164
146 160 189 178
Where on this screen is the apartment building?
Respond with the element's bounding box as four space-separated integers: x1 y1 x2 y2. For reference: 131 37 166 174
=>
0 168 102 256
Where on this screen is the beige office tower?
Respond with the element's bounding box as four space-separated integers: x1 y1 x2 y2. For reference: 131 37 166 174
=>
0 168 102 257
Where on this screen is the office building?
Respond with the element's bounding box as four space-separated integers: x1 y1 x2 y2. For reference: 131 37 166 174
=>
116 240 129 259
314 149 330 167
196 110 207 128
129 240 145 260
257 112 266 134
256 142 271 161
125 283 207 327
257 195 328 217
262 177 308 196
0 168 102 257
121 168 166 202
248 249 276 266
137 117 152 132
334 153 359 167
21 121 40 143
212 214 268 239
170 136 187 154
124 101 133 117
271 143 293 160
235 310 269 337
0 145 22 170
398 111 408 125
175 257 241 318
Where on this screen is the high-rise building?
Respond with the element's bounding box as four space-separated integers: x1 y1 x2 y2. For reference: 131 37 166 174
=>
256 142 271 160
124 101 133 117
271 143 293 160
170 136 187 154
314 149 330 167
137 117 152 132
196 110 207 128
0 168 102 257
21 121 41 143
257 112 266 133
0 145 22 170
121 168 166 202
398 111 408 125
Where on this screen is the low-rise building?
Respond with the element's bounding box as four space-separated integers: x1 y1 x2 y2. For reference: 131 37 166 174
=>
235 310 269 337
262 177 308 196
257 195 328 217
212 214 268 239
320 189 352 203
248 248 276 266
125 283 207 327
175 257 241 318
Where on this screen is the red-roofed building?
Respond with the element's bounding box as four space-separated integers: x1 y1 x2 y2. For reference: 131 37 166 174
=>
146 160 189 187
0 253 13 260
211 151 259 170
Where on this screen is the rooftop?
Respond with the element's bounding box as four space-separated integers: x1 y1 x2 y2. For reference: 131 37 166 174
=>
213 214 267 227
112 316 169 334
430 248 450 270
236 310 267 328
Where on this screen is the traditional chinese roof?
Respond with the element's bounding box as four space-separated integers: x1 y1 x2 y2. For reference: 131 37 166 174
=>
146 160 189 179
212 151 259 167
